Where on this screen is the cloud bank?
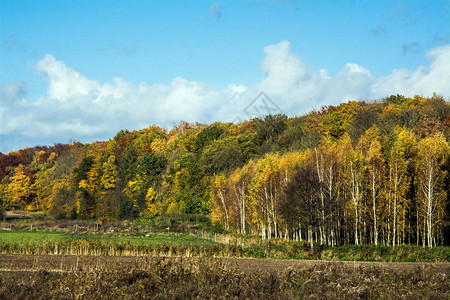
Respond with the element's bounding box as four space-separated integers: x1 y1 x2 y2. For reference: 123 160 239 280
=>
1 41 450 153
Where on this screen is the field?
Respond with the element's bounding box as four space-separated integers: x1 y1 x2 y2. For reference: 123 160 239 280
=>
1 220 449 299
1 254 449 299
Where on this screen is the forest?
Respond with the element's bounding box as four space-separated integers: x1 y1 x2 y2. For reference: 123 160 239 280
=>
1 94 449 247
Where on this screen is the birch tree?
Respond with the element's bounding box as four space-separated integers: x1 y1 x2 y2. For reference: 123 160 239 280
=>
387 128 416 246
340 134 365 245
358 126 385 245
313 140 338 245
416 132 448 247
211 174 230 231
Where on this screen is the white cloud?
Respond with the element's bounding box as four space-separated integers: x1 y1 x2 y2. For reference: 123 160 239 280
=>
256 41 375 112
371 44 450 97
36 54 100 101
260 40 311 92
1 42 449 153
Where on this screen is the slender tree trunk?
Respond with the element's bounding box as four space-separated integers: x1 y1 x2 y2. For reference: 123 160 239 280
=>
402 206 406 244
240 184 246 234
423 217 426 247
264 186 271 239
416 209 419 246
217 190 229 231
392 163 399 247
426 161 434 248
372 170 378 245
393 192 397 247
233 184 246 234
299 223 302 241
327 165 334 246
350 161 360 245
315 149 327 245
270 179 278 239
387 181 391 246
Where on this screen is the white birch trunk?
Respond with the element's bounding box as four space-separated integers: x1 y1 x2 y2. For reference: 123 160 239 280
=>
217 190 229 231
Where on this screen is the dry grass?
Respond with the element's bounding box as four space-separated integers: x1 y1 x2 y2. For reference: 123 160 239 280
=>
0 256 448 299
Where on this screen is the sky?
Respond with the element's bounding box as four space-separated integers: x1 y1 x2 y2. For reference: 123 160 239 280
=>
1 0 450 154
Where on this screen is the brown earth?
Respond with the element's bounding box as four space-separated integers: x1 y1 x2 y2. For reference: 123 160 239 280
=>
1 254 448 299
1 254 449 275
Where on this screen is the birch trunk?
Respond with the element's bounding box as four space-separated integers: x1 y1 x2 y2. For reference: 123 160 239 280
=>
217 190 229 231
371 170 378 245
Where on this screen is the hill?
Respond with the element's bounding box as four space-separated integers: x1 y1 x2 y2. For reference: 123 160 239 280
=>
1 94 449 246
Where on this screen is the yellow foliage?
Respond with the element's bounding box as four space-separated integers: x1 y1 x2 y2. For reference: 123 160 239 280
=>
403 95 427 108
47 152 57 162
145 187 159 216
78 179 89 190
6 164 34 210
100 155 118 190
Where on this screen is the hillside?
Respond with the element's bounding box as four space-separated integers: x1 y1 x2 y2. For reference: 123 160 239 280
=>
1 94 449 246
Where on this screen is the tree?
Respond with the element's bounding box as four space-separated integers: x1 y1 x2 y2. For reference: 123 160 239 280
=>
6 164 34 210
199 136 242 174
50 176 75 219
313 139 339 245
321 101 359 139
145 187 158 217
124 152 166 215
383 94 407 106
193 123 226 153
255 114 288 144
279 160 321 248
348 103 383 141
340 134 365 245
31 151 57 212
119 144 138 183
229 166 250 234
100 154 118 190
358 126 385 245
211 174 230 231
416 132 449 247
387 128 416 246
251 154 281 238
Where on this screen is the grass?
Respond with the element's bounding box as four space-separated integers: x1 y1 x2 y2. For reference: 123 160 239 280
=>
79 233 217 246
320 244 450 262
0 230 68 243
1 230 449 262
0 230 217 247
4 216 447 262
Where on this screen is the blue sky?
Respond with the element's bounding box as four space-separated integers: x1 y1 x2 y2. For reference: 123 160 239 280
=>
1 0 450 153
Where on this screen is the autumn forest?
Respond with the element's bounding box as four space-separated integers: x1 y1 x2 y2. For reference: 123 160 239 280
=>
1 94 449 247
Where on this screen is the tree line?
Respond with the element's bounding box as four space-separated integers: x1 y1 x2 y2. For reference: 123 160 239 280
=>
1 94 449 246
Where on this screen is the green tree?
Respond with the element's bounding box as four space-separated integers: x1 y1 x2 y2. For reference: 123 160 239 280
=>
199 136 243 174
